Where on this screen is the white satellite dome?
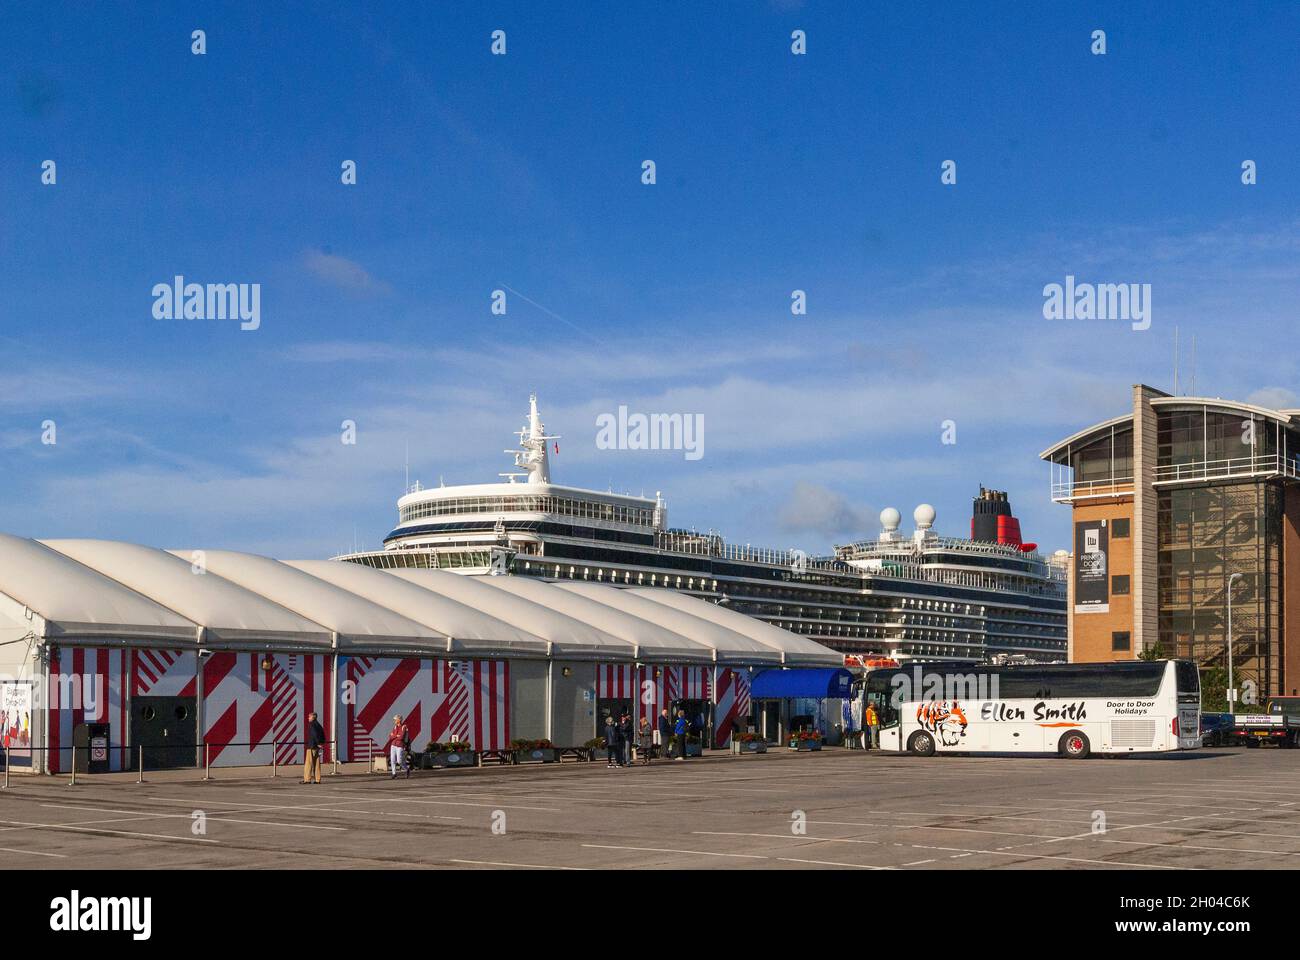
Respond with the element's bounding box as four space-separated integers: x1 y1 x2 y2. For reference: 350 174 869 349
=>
880 507 901 531
913 504 936 530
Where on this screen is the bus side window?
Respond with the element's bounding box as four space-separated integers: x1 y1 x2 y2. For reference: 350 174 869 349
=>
871 693 898 727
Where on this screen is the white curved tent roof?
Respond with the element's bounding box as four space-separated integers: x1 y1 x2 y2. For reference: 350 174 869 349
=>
172 551 445 656
628 587 845 667
0 534 840 666
0 533 198 644
475 576 714 663
383 569 635 661
287 560 550 658
40 539 332 650
554 582 784 665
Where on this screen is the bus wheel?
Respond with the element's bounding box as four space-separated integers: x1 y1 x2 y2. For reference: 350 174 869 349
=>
1059 731 1090 759
907 731 936 757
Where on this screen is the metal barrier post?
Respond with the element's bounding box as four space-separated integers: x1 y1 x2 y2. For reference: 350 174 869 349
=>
331 739 338 777
3 755 9 790
137 744 144 784
271 742 277 778
69 748 76 787
203 742 210 780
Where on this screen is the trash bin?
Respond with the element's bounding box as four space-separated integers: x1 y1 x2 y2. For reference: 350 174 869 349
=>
73 723 111 774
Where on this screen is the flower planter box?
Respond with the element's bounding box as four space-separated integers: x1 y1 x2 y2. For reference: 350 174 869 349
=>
515 748 560 764
428 750 477 768
788 739 823 752
732 740 768 754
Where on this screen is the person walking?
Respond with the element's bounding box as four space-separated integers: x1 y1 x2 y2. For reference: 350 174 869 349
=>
604 714 620 768
656 707 672 761
673 709 689 761
619 711 635 766
637 717 653 765
383 714 410 779
301 711 326 784
864 702 879 751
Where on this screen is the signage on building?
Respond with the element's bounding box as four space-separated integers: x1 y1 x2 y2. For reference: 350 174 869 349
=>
0 680 33 767
1074 520 1109 613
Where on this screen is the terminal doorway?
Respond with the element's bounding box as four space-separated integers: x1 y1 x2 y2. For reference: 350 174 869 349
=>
131 696 196 769
596 697 633 737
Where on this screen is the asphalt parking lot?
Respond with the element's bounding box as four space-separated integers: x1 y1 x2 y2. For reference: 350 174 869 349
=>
4 747 1300 869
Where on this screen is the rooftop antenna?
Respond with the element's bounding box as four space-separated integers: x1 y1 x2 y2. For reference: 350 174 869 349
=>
1173 326 1180 396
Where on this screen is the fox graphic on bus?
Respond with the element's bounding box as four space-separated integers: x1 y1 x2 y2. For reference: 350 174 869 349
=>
916 700 968 746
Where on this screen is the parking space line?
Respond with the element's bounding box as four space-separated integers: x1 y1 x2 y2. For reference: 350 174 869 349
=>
40 803 348 832
583 843 767 860
0 817 218 844
777 857 893 869
449 859 588 870
0 845 67 858
692 831 1186 869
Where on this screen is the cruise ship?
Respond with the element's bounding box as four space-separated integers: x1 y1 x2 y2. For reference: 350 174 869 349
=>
339 397 1068 663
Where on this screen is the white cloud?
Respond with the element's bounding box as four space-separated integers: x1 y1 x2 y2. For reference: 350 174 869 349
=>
1245 387 1299 411
301 250 392 296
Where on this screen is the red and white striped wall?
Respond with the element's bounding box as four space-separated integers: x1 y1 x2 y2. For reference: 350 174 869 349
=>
596 664 713 726
46 646 129 774
340 656 510 761
713 668 752 748
201 652 332 767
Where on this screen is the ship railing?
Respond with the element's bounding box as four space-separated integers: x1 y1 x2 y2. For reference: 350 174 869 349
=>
838 536 1047 563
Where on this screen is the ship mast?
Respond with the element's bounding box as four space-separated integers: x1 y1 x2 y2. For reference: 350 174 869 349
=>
501 393 560 484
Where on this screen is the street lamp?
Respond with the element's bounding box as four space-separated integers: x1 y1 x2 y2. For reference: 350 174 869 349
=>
1227 572 1243 715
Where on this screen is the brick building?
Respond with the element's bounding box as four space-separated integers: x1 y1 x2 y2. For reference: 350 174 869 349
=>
1041 384 1300 697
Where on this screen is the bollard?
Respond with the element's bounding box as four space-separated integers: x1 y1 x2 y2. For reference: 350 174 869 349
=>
332 740 338 777
203 742 210 781
69 749 76 787
137 744 144 784
3 757 9 790
271 743 277 779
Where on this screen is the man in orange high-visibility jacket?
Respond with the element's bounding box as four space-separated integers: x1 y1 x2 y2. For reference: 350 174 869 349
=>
864 704 879 751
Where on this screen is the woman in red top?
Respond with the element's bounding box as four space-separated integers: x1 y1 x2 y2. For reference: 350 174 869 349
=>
383 715 410 779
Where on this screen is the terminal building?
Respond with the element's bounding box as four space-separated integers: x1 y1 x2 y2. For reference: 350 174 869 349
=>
0 535 841 775
1041 384 1300 697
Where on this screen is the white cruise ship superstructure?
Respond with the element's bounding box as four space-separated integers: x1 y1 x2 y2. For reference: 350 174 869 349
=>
339 396 1067 663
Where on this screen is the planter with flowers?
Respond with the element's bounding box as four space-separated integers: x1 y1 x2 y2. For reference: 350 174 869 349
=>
731 731 768 754
584 736 607 762
511 738 559 763
424 740 478 768
787 730 823 752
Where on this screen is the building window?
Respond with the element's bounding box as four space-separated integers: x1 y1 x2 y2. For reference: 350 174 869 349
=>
1112 575 1130 595
1112 518 1130 538
1111 631 1131 652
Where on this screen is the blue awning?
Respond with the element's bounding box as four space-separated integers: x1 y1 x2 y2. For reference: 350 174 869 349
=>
751 668 854 699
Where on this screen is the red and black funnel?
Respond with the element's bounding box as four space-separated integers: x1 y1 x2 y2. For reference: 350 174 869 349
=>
972 486 1037 552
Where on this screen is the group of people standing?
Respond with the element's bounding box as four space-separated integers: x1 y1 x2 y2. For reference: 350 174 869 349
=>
603 707 694 766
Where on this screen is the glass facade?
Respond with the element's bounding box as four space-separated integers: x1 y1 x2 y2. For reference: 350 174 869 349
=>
1069 426 1133 483
1157 481 1282 695
1157 408 1273 469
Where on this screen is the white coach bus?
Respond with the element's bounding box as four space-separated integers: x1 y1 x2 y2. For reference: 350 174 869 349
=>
864 659 1201 758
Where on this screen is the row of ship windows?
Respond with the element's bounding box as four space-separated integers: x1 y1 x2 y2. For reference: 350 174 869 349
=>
519 561 1065 631
399 496 655 527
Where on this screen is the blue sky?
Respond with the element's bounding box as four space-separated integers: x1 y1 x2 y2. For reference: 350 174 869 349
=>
2 1 1298 558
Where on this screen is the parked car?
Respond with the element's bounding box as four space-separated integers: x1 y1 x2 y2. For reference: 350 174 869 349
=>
1199 712 1236 747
